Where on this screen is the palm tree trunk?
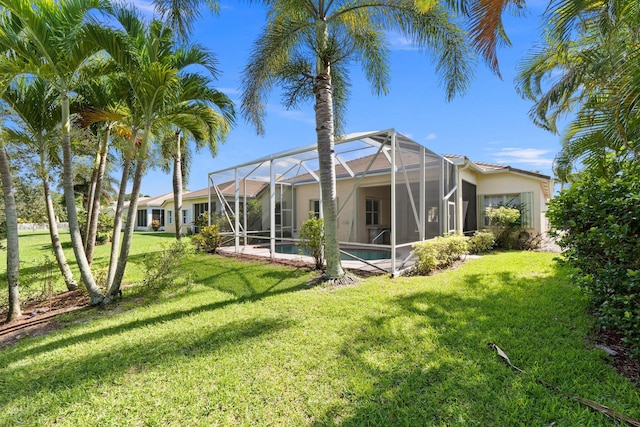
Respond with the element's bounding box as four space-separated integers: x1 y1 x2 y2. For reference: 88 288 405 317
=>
60 92 103 305
83 151 100 244
105 156 131 294
314 72 344 279
173 131 182 241
43 174 78 291
109 155 145 296
1 145 21 321
85 127 110 264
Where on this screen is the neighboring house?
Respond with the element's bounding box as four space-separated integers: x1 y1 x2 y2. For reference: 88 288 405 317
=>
162 179 268 235
122 192 174 231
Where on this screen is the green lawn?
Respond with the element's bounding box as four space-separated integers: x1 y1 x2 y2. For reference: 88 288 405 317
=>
1 233 639 426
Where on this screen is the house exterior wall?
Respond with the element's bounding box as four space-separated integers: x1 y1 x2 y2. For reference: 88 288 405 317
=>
289 175 394 244
163 198 200 234
474 172 551 234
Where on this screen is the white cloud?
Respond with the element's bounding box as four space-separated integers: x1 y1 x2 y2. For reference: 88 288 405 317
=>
491 147 554 168
128 0 155 15
385 32 418 51
217 87 240 96
424 133 437 141
267 105 315 125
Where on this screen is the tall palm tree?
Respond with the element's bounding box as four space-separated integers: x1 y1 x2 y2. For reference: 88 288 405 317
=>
153 0 521 71
2 76 79 291
86 8 234 298
0 140 21 321
242 0 479 280
0 0 112 305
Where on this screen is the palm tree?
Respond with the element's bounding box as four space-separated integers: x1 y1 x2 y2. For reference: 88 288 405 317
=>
2 76 79 291
86 9 234 298
516 0 640 175
0 140 21 321
0 0 112 305
158 77 235 241
153 0 521 70
241 0 480 281
75 73 128 264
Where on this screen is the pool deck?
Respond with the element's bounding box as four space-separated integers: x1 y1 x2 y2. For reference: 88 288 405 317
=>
217 244 415 276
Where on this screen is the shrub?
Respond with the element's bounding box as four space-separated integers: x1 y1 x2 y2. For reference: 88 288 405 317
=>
468 230 495 254
191 224 222 253
299 214 324 270
412 233 468 275
150 219 161 231
78 210 113 245
486 206 521 248
547 158 640 357
517 231 542 251
141 241 194 293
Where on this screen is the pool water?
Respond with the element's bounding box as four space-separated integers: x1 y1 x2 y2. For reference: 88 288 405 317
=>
274 244 391 261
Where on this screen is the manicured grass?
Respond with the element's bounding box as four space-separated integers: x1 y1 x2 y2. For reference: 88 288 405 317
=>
0 231 177 307
1 240 639 425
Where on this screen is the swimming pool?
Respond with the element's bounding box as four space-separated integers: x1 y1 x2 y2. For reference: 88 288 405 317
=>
274 244 391 261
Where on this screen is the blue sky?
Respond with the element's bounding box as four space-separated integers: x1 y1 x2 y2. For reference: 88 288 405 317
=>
131 0 559 196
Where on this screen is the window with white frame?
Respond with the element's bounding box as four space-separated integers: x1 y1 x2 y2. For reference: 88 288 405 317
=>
167 210 173 225
182 209 189 225
136 209 147 227
480 192 534 228
151 209 164 226
365 198 380 226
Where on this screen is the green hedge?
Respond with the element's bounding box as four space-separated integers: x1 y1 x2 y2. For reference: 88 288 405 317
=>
412 233 468 275
547 159 640 357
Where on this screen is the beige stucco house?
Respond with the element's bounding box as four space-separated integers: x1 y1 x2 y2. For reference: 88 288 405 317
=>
124 130 553 274
204 130 554 275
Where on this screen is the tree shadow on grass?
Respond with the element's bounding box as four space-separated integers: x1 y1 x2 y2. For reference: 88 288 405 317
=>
3 265 308 364
0 316 293 422
310 263 637 426
180 253 313 299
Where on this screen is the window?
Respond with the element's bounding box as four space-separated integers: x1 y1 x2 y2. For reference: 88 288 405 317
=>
480 192 534 228
365 199 380 226
167 210 173 225
194 202 208 219
136 209 147 227
310 200 321 218
152 209 164 226
182 209 189 225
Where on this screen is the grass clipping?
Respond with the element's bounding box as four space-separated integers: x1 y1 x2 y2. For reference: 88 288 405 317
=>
488 343 640 427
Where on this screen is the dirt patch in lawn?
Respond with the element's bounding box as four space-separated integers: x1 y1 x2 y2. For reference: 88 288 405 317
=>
0 290 90 348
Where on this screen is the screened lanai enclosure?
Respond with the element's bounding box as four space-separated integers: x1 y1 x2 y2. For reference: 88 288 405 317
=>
207 129 458 276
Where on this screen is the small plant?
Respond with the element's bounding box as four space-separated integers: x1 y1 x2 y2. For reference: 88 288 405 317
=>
299 214 324 270
150 219 161 231
191 224 222 253
141 241 194 293
468 230 495 254
78 210 113 245
517 231 542 251
486 206 521 248
412 233 468 275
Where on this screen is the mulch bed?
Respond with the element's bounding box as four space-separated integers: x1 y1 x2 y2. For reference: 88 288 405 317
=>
0 290 90 348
